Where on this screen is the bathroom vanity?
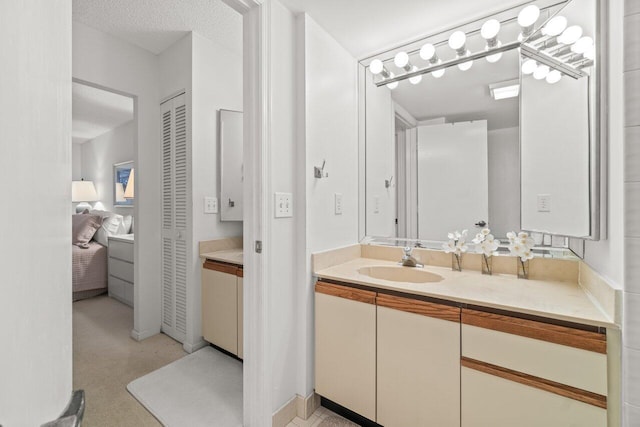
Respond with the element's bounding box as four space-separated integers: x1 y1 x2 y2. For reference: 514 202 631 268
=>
200 238 244 359
313 244 619 427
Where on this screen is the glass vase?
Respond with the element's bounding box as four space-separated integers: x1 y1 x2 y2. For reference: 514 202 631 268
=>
482 254 492 275
452 253 463 272
517 258 529 279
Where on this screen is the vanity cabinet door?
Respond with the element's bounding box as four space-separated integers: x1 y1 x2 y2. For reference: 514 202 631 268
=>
202 263 238 355
237 274 243 359
461 363 607 427
376 294 461 427
315 281 377 421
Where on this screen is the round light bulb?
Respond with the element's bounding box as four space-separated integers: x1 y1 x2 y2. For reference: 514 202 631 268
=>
370 59 384 75
584 45 596 60
486 40 503 63
386 72 398 90
518 5 540 28
542 15 567 36
431 61 445 78
571 36 594 54
546 70 562 84
481 19 501 40
448 31 466 50
458 56 473 71
521 59 537 74
558 25 583 45
394 51 409 68
419 43 436 61
408 66 422 85
533 64 550 80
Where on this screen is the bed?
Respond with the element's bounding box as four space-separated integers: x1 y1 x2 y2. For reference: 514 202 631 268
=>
72 210 132 301
72 241 108 301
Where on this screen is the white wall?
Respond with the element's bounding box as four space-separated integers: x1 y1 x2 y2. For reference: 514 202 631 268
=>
191 31 243 348
0 1 72 425
365 72 396 237
488 126 520 238
80 120 135 214
298 12 359 402
73 21 162 340
72 143 83 180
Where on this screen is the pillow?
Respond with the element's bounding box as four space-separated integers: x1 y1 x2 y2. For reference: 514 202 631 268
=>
89 209 127 246
72 214 102 246
122 215 133 234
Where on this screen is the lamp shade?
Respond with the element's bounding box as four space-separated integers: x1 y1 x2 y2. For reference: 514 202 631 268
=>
72 180 98 202
123 168 135 199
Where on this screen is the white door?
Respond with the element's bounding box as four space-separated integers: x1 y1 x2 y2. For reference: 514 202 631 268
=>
161 93 188 343
417 121 488 240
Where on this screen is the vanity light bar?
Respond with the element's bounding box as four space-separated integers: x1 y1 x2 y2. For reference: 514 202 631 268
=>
374 40 520 87
520 43 585 79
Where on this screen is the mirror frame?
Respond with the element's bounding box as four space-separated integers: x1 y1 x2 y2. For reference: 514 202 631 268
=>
357 0 607 244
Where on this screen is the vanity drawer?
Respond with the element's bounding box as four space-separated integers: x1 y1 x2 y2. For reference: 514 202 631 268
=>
461 309 607 395
109 239 133 262
109 257 134 283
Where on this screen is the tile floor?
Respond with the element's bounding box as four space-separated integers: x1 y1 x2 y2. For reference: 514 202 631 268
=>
286 405 360 427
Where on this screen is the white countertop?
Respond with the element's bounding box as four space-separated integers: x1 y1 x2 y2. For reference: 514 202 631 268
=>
315 257 615 329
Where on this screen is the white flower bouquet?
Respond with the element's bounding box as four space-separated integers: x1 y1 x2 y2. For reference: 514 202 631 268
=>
472 228 500 275
507 231 535 278
442 229 468 271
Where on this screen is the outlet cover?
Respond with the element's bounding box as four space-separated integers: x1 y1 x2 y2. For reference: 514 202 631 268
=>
204 196 218 214
334 193 343 215
275 192 293 218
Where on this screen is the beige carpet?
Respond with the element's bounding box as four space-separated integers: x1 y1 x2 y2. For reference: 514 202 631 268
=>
73 295 186 426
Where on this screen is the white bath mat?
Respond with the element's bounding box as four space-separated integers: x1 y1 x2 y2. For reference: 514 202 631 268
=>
127 346 242 427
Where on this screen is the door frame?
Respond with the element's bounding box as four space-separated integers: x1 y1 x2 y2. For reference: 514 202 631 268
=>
222 0 271 424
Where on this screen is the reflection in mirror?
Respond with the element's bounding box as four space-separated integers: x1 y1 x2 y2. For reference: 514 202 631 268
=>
520 0 600 239
219 109 243 221
361 0 604 247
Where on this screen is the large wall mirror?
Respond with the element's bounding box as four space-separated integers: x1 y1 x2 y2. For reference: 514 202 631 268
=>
359 0 606 247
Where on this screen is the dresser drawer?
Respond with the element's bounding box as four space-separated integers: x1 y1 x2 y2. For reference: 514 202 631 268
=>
461 309 607 395
109 257 134 283
109 276 133 307
109 239 134 262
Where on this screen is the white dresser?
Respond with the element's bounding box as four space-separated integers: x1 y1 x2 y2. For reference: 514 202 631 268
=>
108 234 134 307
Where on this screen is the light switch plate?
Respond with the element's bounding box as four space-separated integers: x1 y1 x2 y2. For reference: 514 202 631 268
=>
537 194 551 212
275 192 293 218
334 193 343 215
204 196 218 214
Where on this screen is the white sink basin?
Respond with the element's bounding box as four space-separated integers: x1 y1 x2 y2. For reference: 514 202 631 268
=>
358 266 444 284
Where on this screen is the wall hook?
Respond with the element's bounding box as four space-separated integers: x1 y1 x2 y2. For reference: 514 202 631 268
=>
314 160 328 178
228 198 235 207
385 176 394 188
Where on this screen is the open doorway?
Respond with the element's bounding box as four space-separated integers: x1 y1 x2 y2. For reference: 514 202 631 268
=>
71 0 247 425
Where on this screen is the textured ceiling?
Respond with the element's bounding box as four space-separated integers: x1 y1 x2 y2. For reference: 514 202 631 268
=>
72 0 242 55
72 82 134 144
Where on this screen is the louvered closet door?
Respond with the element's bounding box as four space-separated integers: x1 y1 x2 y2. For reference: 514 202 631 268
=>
160 94 188 343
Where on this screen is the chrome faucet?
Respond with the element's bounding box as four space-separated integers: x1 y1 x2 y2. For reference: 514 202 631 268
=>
399 246 423 268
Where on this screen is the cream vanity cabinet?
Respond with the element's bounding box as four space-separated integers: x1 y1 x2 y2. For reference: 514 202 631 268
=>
315 281 461 426
377 294 461 427
201 259 243 359
460 309 607 427
108 234 134 307
315 282 377 421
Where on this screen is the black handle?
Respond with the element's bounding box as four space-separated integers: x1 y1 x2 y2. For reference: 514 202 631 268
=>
475 220 487 227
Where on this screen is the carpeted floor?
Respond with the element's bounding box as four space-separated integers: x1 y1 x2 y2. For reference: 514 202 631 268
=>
73 295 186 426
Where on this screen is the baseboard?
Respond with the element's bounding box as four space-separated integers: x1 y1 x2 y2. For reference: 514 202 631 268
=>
272 396 297 427
183 338 208 354
296 392 321 420
130 328 157 341
272 392 322 426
